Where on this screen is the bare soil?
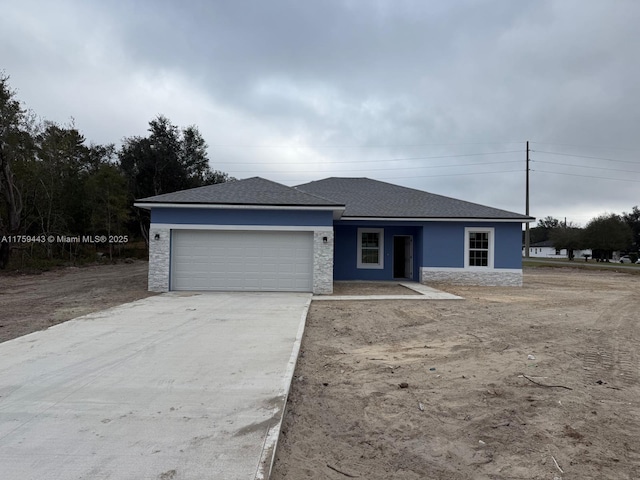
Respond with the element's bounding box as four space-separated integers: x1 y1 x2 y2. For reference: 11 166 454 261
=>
272 269 640 480
1 264 638 478
332 282 421 296
0 261 154 343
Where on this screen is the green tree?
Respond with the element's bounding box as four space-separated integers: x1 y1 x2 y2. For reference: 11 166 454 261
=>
119 115 233 241
550 224 583 260
0 74 33 268
583 213 633 261
85 162 130 260
529 216 560 243
622 206 640 252
29 123 92 256
119 115 230 198
14 121 122 262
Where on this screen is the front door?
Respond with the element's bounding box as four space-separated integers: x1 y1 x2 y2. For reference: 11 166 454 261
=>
393 236 413 279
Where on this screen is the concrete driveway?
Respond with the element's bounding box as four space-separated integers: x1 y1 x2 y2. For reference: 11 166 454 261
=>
0 292 311 480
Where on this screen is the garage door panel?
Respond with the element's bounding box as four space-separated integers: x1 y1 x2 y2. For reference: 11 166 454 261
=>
171 230 313 292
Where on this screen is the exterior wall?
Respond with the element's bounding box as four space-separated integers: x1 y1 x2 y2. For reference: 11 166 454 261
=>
420 222 523 286
148 207 526 290
422 223 464 267
422 222 523 269
333 220 524 286
313 231 334 294
333 223 422 281
148 226 170 292
420 267 523 286
151 207 333 227
147 207 334 294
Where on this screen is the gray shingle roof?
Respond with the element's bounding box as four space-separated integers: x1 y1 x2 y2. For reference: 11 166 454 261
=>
136 176 532 221
295 177 532 220
136 177 342 207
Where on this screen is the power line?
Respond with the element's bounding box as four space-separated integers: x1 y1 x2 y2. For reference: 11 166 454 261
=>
363 170 523 180
532 150 640 165
533 169 640 183
208 141 526 149
279 170 524 183
530 141 640 152
533 160 640 175
223 159 522 175
215 150 523 166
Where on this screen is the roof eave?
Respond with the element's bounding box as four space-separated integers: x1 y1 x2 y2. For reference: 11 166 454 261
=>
338 216 535 223
134 201 345 212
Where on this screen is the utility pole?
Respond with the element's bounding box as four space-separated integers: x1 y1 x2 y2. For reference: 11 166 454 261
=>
525 140 530 258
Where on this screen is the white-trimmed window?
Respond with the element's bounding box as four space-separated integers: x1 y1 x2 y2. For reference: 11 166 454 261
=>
464 228 494 268
357 228 384 269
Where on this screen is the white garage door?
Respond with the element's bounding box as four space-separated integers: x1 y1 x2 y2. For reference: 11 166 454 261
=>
171 230 314 292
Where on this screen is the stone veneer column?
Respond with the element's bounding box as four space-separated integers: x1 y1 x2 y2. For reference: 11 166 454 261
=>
313 230 334 294
148 227 170 292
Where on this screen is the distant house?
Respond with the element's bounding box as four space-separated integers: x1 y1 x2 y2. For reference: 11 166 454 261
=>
135 177 534 294
523 240 592 259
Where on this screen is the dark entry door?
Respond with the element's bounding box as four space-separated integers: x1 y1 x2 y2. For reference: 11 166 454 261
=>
393 236 413 279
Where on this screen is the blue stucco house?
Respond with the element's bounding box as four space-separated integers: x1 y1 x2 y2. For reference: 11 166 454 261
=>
135 177 533 294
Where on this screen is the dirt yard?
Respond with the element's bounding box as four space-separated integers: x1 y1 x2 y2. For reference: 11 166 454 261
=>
0 261 154 343
272 269 640 480
1 265 639 478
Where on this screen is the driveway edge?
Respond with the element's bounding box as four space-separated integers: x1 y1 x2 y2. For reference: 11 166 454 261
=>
255 295 312 480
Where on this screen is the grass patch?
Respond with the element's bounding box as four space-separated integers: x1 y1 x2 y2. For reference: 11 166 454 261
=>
523 258 640 275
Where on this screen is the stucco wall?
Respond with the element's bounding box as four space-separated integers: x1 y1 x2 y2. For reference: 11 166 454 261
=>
332 220 523 284
422 222 523 269
333 223 422 281
151 207 334 227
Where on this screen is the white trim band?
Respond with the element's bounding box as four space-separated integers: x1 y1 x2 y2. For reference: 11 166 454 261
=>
421 267 523 273
151 223 333 232
342 217 533 223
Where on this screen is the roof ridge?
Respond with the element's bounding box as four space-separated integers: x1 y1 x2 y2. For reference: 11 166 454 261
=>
294 185 344 205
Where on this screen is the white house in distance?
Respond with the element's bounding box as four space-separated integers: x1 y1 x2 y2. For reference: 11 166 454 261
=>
523 240 592 259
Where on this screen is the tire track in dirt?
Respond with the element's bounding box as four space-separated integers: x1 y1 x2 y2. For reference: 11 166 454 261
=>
582 293 639 388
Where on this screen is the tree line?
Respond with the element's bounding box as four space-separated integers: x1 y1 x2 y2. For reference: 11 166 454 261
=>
528 209 640 261
0 73 232 269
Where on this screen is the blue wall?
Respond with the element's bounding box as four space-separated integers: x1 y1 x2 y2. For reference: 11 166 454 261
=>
493 222 524 269
422 223 463 267
422 222 523 269
151 207 334 226
333 222 422 281
334 220 523 280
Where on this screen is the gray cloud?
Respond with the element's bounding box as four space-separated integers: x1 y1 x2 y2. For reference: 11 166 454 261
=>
2 0 639 225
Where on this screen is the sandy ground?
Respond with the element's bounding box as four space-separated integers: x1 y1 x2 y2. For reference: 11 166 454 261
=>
2 265 639 479
332 282 421 296
272 269 640 480
0 261 154 343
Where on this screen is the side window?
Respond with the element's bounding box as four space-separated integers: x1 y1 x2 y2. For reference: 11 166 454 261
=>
465 228 494 268
357 228 384 269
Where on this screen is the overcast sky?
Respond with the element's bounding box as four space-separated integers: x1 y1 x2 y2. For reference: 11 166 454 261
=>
2 0 639 225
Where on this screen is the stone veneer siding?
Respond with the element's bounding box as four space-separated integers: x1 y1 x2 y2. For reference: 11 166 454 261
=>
148 227 171 292
313 230 334 294
420 268 523 287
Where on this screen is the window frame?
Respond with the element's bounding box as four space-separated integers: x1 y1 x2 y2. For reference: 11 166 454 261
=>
464 227 494 269
357 228 384 269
